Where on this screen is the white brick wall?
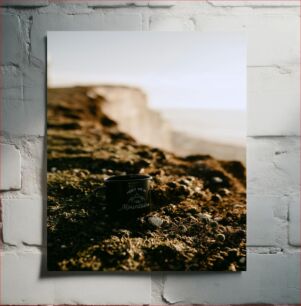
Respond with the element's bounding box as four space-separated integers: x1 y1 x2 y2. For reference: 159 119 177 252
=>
1 0 300 304
2 13 24 65
193 9 300 67
207 0 300 7
0 0 49 6
248 66 300 136
0 144 21 190
2 198 44 246
289 193 301 246
2 251 151 304
150 15 195 31
163 253 300 304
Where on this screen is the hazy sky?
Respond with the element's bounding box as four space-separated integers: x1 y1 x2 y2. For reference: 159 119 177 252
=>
48 31 246 110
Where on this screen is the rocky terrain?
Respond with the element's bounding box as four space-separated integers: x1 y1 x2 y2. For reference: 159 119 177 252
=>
47 86 246 271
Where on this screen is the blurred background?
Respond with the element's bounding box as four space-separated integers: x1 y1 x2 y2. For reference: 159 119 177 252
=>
48 31 246 163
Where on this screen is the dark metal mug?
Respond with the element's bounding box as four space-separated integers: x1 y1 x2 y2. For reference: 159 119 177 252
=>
105 174 152 218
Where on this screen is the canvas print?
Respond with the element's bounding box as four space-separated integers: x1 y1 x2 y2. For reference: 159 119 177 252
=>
47 32 246 271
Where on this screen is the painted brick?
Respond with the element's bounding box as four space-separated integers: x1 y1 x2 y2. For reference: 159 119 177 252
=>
2 13 23 65
0 66 22 101
247 195 276 246
148 1 175 7
150 15 194 31
288 193 300 246
248 66 300 136
207 0 300 7
247 195 288 247
37 3 94 14
19 137 45 196
22 66 46 136
84 0 176 7
151 273 164 304
163 253 300 304
103 12 142 30
87 1 135 7
134 1 151 6
247 136 299 196
31 13 142 65
69 0 150 7
0 0 48 6
1 64 45 136
194 11 299 67
0 143 21 191
1 66 23 135
2 251 151 304
2 198 44 246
